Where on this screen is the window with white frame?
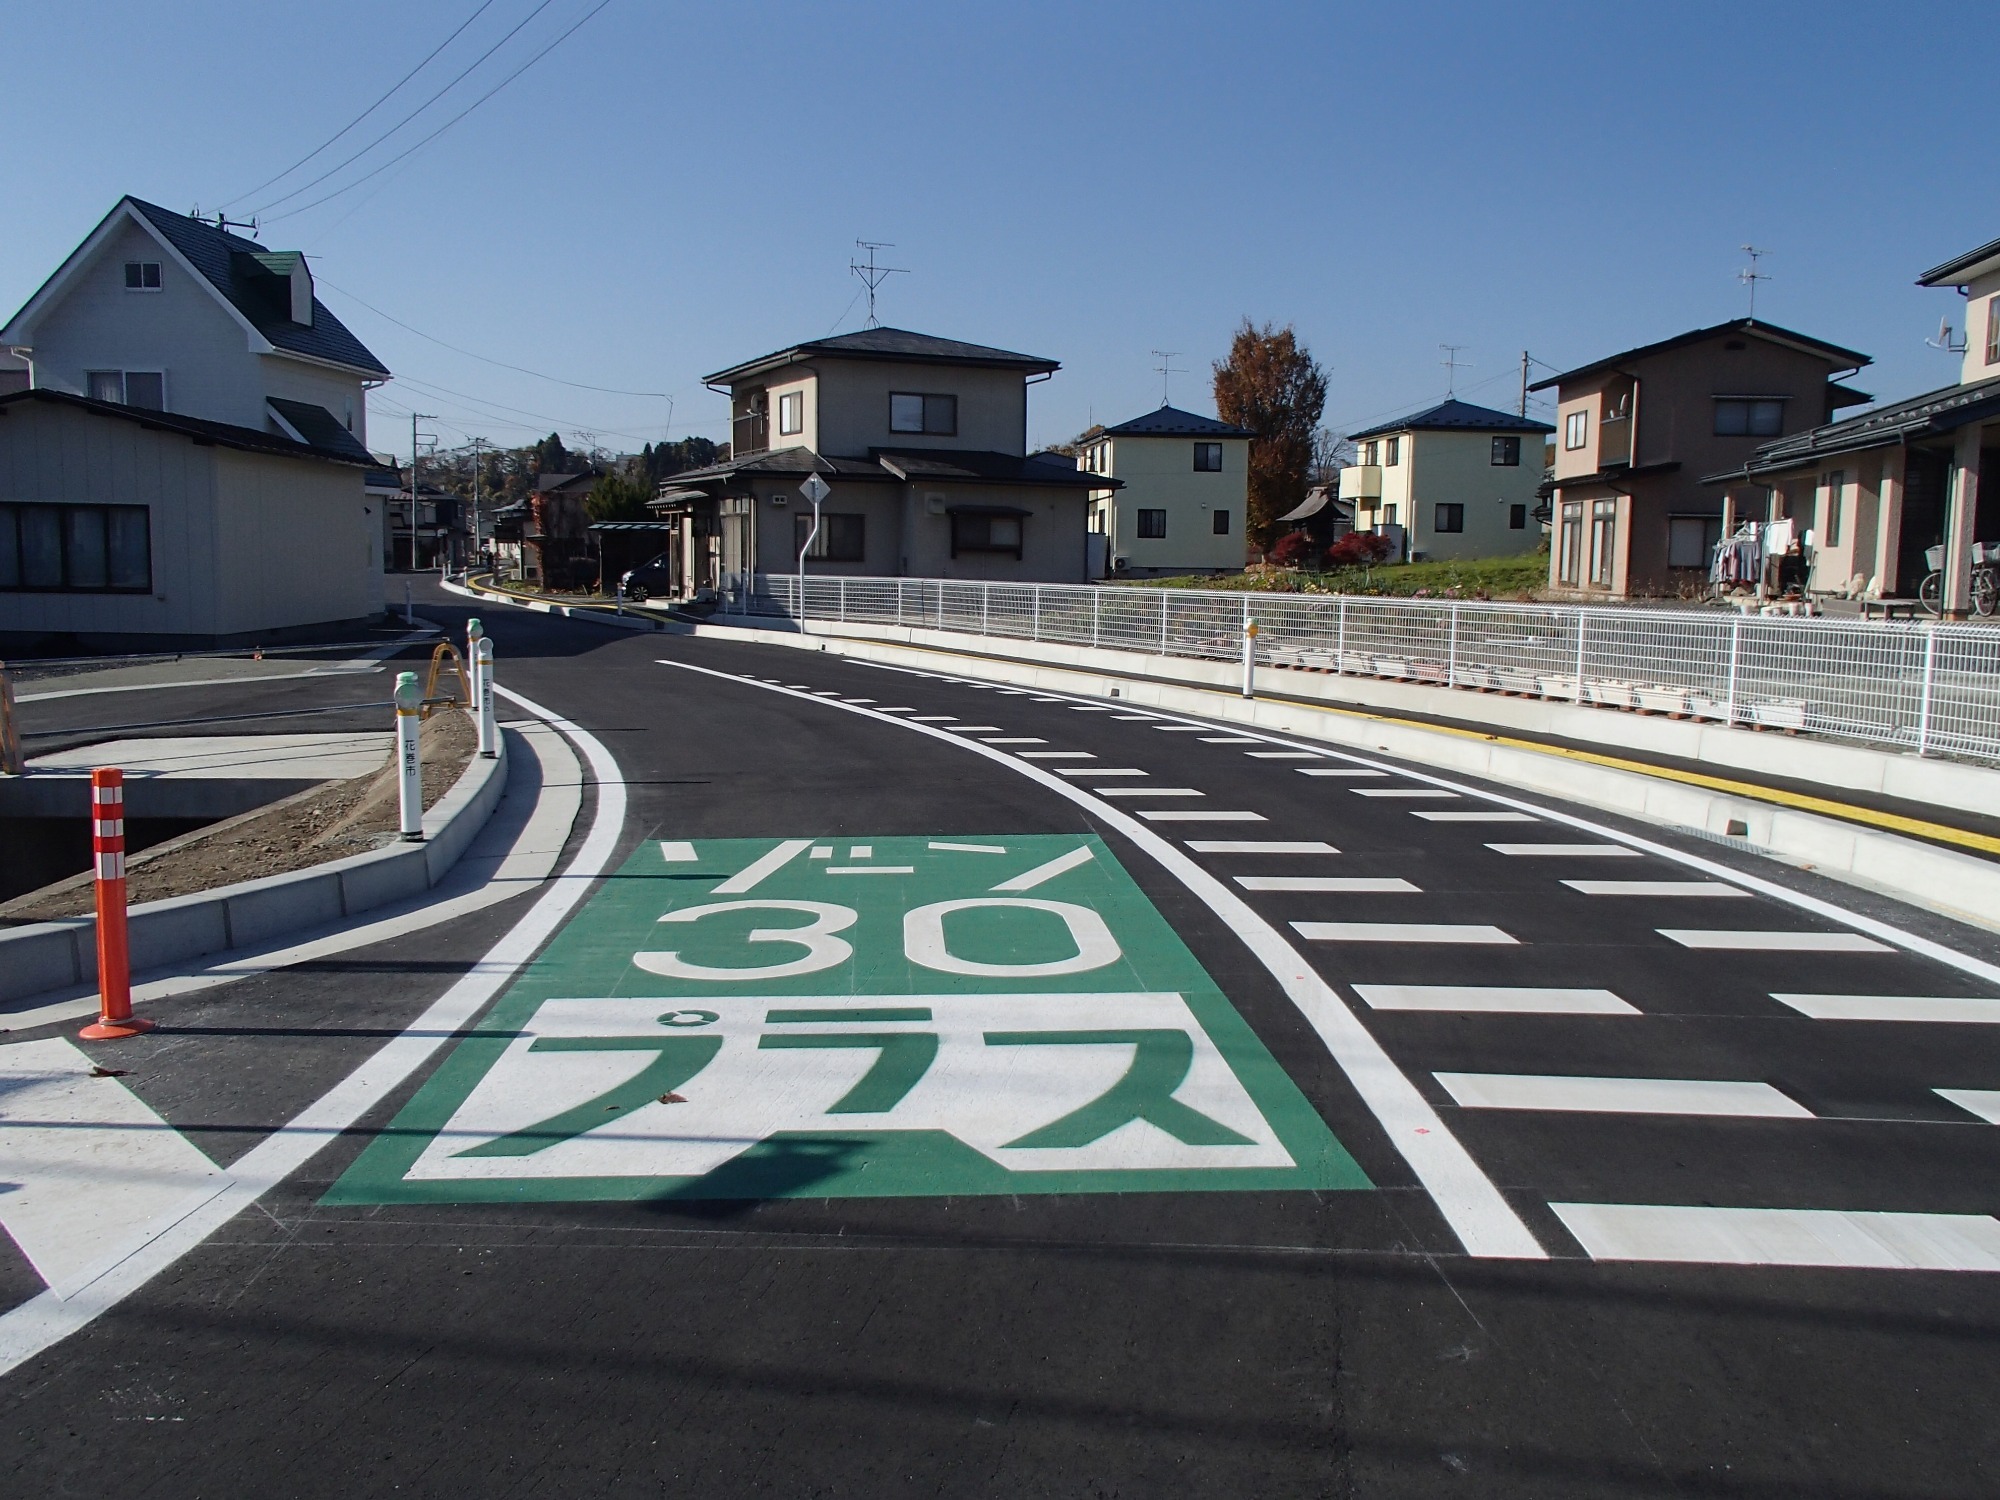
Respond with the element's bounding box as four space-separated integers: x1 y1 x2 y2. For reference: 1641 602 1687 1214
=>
123 261 161 290
1565 410 1588 450
889 392 956 435
1193 442 1222 472
778 390 804 436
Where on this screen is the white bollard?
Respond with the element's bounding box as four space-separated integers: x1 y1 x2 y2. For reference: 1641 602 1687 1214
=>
476 638 497 759
1241 618 1259 699
394 670 424 841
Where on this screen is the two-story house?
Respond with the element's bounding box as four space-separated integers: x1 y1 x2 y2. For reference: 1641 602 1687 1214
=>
1339 399 1553 563
1705 236 2000 612
651 328 1112 596
0 196 391 646
1531 319 1870 598
1077 405 1251 576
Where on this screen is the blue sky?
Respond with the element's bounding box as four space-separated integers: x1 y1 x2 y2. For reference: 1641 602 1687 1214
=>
2 1 1990 462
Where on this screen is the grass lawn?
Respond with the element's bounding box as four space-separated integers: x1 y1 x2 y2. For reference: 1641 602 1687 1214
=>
1129 550 1552 599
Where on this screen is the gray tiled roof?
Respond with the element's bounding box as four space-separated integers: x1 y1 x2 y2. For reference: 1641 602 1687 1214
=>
125 198 390 376
705 327 1059 384
648 444 1115 500
266 397 374 462
1101 404 1254 438
1527 318 1869 393
1348 398 1555 441
1718 374 2000 480
1 388 373 465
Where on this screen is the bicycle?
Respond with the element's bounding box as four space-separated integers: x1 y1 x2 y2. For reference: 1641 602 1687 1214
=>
1918 543 2000 617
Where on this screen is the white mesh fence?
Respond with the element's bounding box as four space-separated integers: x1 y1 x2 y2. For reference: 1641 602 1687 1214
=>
745 575 2000 765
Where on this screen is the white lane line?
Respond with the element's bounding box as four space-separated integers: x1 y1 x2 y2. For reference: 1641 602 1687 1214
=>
909 715 958 722
1235 876 1420 893
1356 985 1637 1015
1112 713 1157 720
1772 994 2000 1023
659 840 697 862
659 662 1543 1259
1188 840 1339 854
1297 768 1386 778
992 845 1096 892
930 841 1008 854
1661 929 1893 953
908 670 2000 991
844 698 877 704
0 682 628 1377
1152 725 1209 732
712 838 816 894
1053 767 1148 777
785 684 813 690
810 846 832 859
1487 843 1642 857
878 706 916 713
1069 706 1113 713
1296 922 1517 945
827 866 917 875
813 690 843 697
1436 1073 1813 1118
1355 788 1460 799
984 737 1046 745
947 726 1005 733
1937 1089 2000 1123
1030 696 1065 702
1550 1203 2000 1271
849 845 872 858
1246 751 1319 759
1137 810 1268 823
1200 736 1262 744
1020 750 1092 759
1564 880 1750 898
1097 787 1205 798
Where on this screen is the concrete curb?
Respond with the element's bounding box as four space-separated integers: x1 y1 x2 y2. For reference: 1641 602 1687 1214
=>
440 577 672 633
0 734 509 1003
696 616 2000 936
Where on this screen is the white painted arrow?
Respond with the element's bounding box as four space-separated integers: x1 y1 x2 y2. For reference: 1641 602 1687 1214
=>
0 1039 228 1298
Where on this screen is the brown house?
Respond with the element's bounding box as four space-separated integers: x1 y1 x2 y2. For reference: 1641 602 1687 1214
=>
1531 319 1870 597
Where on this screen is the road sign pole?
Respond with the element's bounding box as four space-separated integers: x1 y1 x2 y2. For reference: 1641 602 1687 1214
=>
796 471 831 635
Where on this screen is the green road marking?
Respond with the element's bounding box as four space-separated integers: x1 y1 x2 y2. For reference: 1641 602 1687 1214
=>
326 834 1368 1203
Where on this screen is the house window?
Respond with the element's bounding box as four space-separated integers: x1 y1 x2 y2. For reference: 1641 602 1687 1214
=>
1361 441 1377 466
1589 498 1618 587
1193 442 1223 472
1987 295 1999 366
123 371 165 410
1382 504 1398 526
1713 398 1785 436
1508 503 1527 530
890 392 956 435
86 370 124 403
1212 509 1230 535
0 502 152 592
950 510 1024 558
1668 514 1722 569
1137 508 1167 539
778 390 804 437
1558 501 1583 583
1384 436 1400 466
795 511 864 561
1433 503 1464 533
1491 435 1521 466
1822 470 1845 547
123 261 161 290
1564 410 1588 450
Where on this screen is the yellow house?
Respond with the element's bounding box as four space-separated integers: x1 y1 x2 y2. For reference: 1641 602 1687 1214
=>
1079 405 1252 576
1339 399 1552 562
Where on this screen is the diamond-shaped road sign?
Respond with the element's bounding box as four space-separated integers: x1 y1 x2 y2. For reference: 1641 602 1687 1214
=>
798 473 830 506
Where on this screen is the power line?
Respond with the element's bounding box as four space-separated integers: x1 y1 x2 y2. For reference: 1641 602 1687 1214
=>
392 372 720 444
222 0 498 210
256 0 581 220
318 278 673 396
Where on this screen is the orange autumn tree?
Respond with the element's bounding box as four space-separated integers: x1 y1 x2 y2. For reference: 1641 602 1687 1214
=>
1212 321 1328 552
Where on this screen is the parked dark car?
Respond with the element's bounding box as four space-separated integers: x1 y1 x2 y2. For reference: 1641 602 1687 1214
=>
618 553 677 602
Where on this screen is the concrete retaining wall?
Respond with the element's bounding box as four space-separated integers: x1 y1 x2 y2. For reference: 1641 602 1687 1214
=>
0 734 508 1003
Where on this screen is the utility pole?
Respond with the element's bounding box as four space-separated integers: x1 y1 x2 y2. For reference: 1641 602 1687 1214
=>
471 436 484 572
409 412 436 570
1519 350 1531 418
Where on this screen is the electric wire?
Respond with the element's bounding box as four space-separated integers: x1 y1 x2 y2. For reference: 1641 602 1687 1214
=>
221 0 498 210
262 0 615 224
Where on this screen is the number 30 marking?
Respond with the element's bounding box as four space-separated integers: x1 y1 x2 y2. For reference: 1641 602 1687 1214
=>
633 900 857 981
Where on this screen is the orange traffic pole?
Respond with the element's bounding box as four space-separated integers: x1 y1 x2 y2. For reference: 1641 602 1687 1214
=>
80 766 152 1041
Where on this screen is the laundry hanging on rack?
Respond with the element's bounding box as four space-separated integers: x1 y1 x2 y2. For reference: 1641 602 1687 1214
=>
1710 525 1764 586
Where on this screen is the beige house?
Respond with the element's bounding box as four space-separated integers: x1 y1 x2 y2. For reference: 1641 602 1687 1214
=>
652 328 1112 595
1532 319 1870 597
1078 405 1251 576
1340 399 1552 562
1707 236 2000 612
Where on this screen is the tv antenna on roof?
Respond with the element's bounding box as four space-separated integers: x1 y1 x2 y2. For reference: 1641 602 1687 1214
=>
1739 244 1771 315
1439 344 1471 396
849 240 908 329
189 205 258 236
1150 350 1184 406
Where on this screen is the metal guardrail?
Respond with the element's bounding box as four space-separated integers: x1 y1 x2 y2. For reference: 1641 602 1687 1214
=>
742 574 2000 766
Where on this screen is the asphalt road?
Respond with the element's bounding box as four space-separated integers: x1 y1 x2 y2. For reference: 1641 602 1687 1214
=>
4 581 1999 1498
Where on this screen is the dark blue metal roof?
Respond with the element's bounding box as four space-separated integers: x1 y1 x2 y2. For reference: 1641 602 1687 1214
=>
1348 398 1555 441
1101 404 1253 438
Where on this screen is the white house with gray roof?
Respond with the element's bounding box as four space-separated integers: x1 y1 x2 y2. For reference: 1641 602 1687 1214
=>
1078 405 1252 576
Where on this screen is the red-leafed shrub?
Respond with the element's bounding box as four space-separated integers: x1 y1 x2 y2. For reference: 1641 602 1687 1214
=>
1326 531 1394 567
1267 531 1318 568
